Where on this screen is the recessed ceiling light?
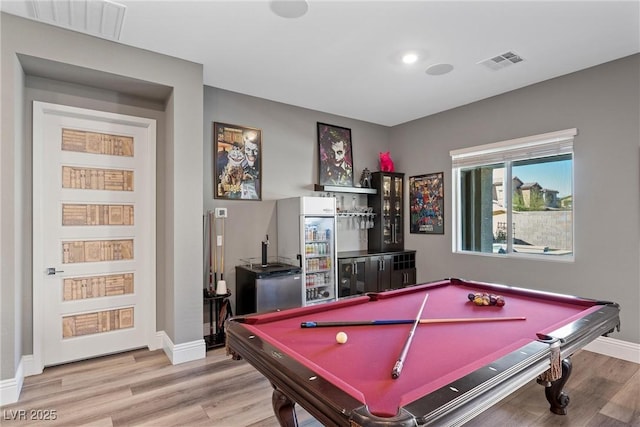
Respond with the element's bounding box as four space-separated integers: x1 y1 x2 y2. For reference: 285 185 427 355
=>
426 63 454 76
270 0 309 19
389 49 428 66
402 53 419 64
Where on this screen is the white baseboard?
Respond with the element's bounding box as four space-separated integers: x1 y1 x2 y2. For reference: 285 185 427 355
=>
157 331 206 365
583 336 640 364
22 354 40 377
0 357 24 406
151 331 164 351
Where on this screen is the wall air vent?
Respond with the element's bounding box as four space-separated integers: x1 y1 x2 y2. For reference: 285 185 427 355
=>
478 51 524 71
31 0 126 41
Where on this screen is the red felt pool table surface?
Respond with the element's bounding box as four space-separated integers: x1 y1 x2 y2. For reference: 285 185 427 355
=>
238 279 601 418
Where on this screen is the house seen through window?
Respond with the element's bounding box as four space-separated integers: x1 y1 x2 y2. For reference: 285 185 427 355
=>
450 129 575 259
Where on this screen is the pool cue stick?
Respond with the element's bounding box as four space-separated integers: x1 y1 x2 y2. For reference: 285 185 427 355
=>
300 316 526 328
392 293 429 379
207 212 215 337
211 211 217 293
220 216 224 281
203 213 209 289
421 316 525 324
216 216 227 294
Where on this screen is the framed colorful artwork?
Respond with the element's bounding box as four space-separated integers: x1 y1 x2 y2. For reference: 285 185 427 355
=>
317 122 354 187
213 122 262 200
409 172 444 234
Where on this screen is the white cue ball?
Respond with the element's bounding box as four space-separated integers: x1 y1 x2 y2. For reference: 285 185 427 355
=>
336 331 348 344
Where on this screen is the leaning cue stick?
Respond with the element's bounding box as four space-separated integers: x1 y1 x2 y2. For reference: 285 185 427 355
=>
211 211 217 292
220 216 225 281
392 293 429 379
215 215 227 295
300 316 526 328
208 211 216 337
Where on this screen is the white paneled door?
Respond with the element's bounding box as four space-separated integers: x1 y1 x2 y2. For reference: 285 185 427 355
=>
33 102 156 368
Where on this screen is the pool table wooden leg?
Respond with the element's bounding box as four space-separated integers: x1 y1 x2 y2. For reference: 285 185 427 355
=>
544 357 572 415
272 387 299 427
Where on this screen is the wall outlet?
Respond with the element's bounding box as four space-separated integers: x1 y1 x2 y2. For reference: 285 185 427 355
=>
217 235 223 246
215 207 227 218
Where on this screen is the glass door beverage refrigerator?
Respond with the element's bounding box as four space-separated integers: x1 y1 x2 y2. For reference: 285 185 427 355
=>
277 196 337 306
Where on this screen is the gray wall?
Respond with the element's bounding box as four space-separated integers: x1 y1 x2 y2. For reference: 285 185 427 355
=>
1 13 204 380
392 54 640 344
203 86 390 310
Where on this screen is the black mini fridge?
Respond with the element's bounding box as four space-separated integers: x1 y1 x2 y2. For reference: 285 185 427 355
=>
235 264 302 315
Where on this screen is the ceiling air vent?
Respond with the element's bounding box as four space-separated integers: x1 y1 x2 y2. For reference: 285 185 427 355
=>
478 51 524 71
31 0 126 41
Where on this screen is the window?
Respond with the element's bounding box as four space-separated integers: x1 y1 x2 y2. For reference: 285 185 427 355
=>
450 129 575 259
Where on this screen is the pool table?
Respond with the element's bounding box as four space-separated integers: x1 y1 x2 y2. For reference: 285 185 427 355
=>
225 278 620 426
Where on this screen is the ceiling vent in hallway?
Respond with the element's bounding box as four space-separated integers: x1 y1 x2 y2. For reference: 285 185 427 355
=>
478 51 525 71
30 0 126 40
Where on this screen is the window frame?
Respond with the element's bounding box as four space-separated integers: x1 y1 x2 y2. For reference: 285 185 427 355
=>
450 129 576 261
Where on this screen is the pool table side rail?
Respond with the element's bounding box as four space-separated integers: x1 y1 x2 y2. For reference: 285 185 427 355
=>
541 303 620 359
404 295 621 426
237 295 372 325
406 340 553 426
225 321 371 427
448 277 615 307
368 277 610 309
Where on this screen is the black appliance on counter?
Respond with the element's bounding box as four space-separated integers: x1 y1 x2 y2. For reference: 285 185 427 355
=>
235 260 302 315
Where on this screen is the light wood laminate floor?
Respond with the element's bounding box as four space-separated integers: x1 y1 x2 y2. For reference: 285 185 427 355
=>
1 348 638 426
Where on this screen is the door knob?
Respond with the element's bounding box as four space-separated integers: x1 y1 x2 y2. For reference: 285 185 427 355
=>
46 267 64 275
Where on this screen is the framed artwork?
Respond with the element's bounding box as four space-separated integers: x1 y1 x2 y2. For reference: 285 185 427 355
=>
317 122 354 187
213 122 262 200
409 172 444 234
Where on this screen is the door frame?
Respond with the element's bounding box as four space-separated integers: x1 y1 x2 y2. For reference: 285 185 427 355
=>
31 101 157 373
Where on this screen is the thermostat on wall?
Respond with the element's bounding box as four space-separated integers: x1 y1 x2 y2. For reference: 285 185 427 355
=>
215 207 228 218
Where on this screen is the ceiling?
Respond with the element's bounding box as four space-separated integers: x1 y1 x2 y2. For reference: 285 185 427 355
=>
2 1 639 126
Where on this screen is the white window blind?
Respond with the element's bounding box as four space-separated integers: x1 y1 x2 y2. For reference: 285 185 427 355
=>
450 128 577 169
